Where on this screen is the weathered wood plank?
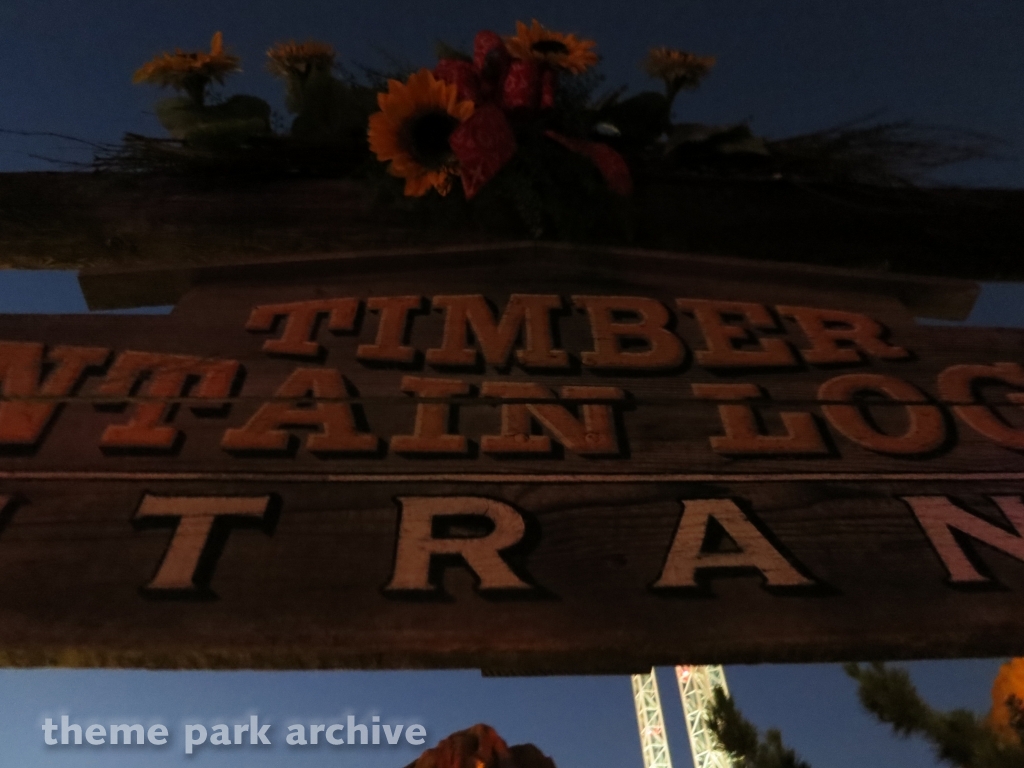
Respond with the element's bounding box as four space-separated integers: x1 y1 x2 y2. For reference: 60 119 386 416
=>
5 172 1023 296
78 242 981 319
0 481 1021 671
0 245 1021 670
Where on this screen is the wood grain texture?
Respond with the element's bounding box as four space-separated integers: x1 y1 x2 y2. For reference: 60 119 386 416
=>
4 172 1022 304
0 245 1022 671
77 242 981 319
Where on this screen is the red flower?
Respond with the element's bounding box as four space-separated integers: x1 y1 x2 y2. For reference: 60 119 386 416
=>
501 59 543 110
429 29 564 199
450 104 519 199
544 131 634 195
540 68 557 109
473 30 511 99
433 59 481 104
435 29 555 111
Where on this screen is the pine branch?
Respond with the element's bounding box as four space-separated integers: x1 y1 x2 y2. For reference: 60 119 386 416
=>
844 663 1024 768
706 687 811 768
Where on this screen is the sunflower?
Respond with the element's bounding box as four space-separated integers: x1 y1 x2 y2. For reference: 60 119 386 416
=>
266 40 335 79
644 47 716 94
133 31 240 105
990 658 1024 743
504 20 597 74
368 69 475 197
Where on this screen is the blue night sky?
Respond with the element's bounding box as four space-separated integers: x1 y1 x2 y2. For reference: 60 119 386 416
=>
0 1 1023 767
0 0 1022 186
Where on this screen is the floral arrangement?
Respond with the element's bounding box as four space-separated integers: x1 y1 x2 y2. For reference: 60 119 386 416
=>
116 22 989 238
126 32 377 176
366 22 637 200
355 20 725 235
132 32 272 149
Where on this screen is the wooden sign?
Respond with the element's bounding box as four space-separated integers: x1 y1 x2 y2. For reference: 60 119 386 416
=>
2 243 1024 672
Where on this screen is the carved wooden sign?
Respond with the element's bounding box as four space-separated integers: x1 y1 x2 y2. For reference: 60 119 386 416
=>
3 244 1024 672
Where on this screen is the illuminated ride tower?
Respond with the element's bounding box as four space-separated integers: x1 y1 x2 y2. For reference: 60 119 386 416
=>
631 670 673 768
631 666 735 768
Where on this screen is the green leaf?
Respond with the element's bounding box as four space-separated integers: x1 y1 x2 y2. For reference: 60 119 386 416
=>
154 95 271 147
154 97 206 139
290 70 377 148
435 40 472 62
591 84 629 112
205 95 272 126
596 91 669 147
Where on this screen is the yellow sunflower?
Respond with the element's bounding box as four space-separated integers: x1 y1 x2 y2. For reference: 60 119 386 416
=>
133 32 240 104
266 39 335 79
644 47 716 93
990 658 1024 743
368 68 475 197
504 20 598 74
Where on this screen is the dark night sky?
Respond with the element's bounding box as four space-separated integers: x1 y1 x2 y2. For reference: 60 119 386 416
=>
0 0 1022 185
0 3 1023 767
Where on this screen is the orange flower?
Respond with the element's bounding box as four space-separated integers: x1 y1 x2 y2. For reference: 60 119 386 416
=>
989 658 1024 742
644 47 716 92
368 69 475 197
504 20 597 74
133 31 240 91
266 40 335 79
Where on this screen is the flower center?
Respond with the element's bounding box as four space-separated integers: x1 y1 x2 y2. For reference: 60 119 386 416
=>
531 40 570 56
407 110 459 168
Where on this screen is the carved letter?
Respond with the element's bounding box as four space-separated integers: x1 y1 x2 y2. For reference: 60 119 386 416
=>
654 498 812 588
903 495 1024 583
356 296 424 365
97 352 239 450
778 305 909 364
677 299 797 368
221 367 377 454
693 383 828 456
819 373 946 455
426 294 568 369
480 381 624 455
937 363 1024 449
134 494 271 592
0 342 108 445
246 298 360 358
390 376 470 455
574 296 686 370
385 496 531 592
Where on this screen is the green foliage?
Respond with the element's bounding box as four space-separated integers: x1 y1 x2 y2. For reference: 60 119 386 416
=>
353 56 415 92
707 666 1024 768
360 118 635 242
845 663 1024 768
545 68 606 139
706 687 811 768
472 131 632 241
276 68 378 176
435 40 472 62
764 122 995 186
116 28 993 194
154 95 271 149
665 123 769 157
289 69 377 148
596 91 670 149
